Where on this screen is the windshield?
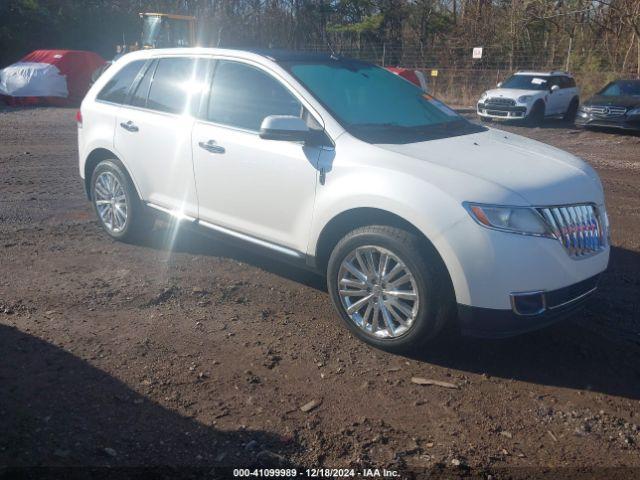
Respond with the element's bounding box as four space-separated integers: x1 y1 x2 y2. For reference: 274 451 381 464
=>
284 59 483 144
599 81 640 97
501 75 550 91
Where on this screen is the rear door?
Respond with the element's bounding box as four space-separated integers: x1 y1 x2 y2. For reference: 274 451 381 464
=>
114 56 211 218
191 59 323 254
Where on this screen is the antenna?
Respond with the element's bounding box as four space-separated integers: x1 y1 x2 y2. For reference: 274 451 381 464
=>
326 36 338 59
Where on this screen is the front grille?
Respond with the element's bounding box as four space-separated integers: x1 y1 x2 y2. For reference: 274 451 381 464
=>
588 105 627 117
486 97 516 107
537 204 606 258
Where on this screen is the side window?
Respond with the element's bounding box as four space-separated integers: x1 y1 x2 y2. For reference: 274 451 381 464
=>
97 60 146 104
548 76 561 89
129 60 156 108
207 61 302 131
147 57 210 115
562 77 576 88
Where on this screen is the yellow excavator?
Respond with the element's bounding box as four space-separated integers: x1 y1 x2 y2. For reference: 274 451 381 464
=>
138 12 197 49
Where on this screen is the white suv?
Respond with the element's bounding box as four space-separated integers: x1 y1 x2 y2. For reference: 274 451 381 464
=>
477 71 580 124
78 49 608 351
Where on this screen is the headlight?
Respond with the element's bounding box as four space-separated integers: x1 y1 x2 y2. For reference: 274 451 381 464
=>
479 92 488 102
517 95 532 103
627 107 640 116
464 203 552 237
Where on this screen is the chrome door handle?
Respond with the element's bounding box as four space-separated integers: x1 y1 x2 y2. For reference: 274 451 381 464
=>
120 121 138 132
198 140 225 154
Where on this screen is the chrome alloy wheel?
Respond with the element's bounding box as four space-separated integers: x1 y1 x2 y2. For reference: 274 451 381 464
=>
93 171 128 233
337 246 420 339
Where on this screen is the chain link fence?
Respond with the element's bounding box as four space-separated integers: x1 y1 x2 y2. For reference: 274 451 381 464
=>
299 42 640 105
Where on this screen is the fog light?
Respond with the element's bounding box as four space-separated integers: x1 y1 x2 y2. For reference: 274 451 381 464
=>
510 291 546 316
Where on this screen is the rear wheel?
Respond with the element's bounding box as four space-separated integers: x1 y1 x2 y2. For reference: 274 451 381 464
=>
327 225 453 353
90 159 153 242
564 98 579 122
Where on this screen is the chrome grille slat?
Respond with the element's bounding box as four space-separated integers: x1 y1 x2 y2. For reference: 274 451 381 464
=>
537 204 606 258
588 105 627 117
486 97 516 107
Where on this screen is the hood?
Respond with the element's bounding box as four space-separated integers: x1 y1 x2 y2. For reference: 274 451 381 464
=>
585 94 640 109
482 88 543 100
376 128 603 206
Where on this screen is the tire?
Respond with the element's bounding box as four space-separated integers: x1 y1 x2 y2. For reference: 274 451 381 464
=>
90 159 153 242
326 225 454 353
563 97 579 122
526 101 545 126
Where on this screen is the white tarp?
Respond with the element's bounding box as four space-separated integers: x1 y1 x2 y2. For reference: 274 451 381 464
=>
0 62 68 98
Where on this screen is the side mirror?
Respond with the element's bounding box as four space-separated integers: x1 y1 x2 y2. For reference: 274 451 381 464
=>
550 84 560 93
259 115 309 142
497 81 503 88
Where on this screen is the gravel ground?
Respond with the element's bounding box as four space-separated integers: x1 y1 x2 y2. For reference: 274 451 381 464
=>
1 107 639 477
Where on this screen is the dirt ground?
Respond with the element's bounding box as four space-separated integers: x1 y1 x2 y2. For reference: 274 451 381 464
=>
1 107 639 477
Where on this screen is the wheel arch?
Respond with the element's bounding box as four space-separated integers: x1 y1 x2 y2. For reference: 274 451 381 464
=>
314 207 456 302
84 148 142 201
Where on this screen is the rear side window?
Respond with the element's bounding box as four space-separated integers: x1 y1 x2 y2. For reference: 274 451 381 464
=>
97 60 146 104
560 76 576 88
129 60 156 108
207 61 302 131
146 57 210 115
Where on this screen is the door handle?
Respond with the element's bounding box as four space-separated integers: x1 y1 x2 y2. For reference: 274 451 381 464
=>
198 140 225 154
120 121 139 132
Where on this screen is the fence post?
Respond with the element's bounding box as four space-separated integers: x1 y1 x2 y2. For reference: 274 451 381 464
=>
382 43 386 67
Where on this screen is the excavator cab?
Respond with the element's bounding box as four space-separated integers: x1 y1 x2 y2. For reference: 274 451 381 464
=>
139 13 196 49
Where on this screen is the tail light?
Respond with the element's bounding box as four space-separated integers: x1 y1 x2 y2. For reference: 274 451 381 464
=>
75 110 83 128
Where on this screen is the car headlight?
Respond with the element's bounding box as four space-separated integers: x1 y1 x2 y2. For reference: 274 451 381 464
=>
627 107 640 116
479 92 488 102
517 95 532 103
464 203 552 237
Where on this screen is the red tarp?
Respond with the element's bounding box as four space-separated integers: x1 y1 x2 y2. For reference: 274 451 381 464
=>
386 67 429 91
1 49 105 106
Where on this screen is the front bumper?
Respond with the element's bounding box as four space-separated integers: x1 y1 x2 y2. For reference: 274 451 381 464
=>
477 103 527 119
575 112 640 130
458 274 600 338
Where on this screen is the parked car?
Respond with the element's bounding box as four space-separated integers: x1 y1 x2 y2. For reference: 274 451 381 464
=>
477 71 580 124
78 49 609 352
575 79 640 131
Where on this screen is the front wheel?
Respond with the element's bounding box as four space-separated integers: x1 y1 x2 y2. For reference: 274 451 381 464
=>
326 225 453 353
526 102 545 126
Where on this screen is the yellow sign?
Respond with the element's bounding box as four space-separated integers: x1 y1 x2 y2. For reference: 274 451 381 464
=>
431 69 438 77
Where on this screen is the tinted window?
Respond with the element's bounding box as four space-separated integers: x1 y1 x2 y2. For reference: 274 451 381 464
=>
557 76 575 89
548 76 562 89
600 81 640 97
129 60 156 107
208 61 302 131
97 60 146 104
147 57 210 115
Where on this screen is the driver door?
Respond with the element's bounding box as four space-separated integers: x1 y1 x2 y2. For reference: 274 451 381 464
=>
191 60 322 254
